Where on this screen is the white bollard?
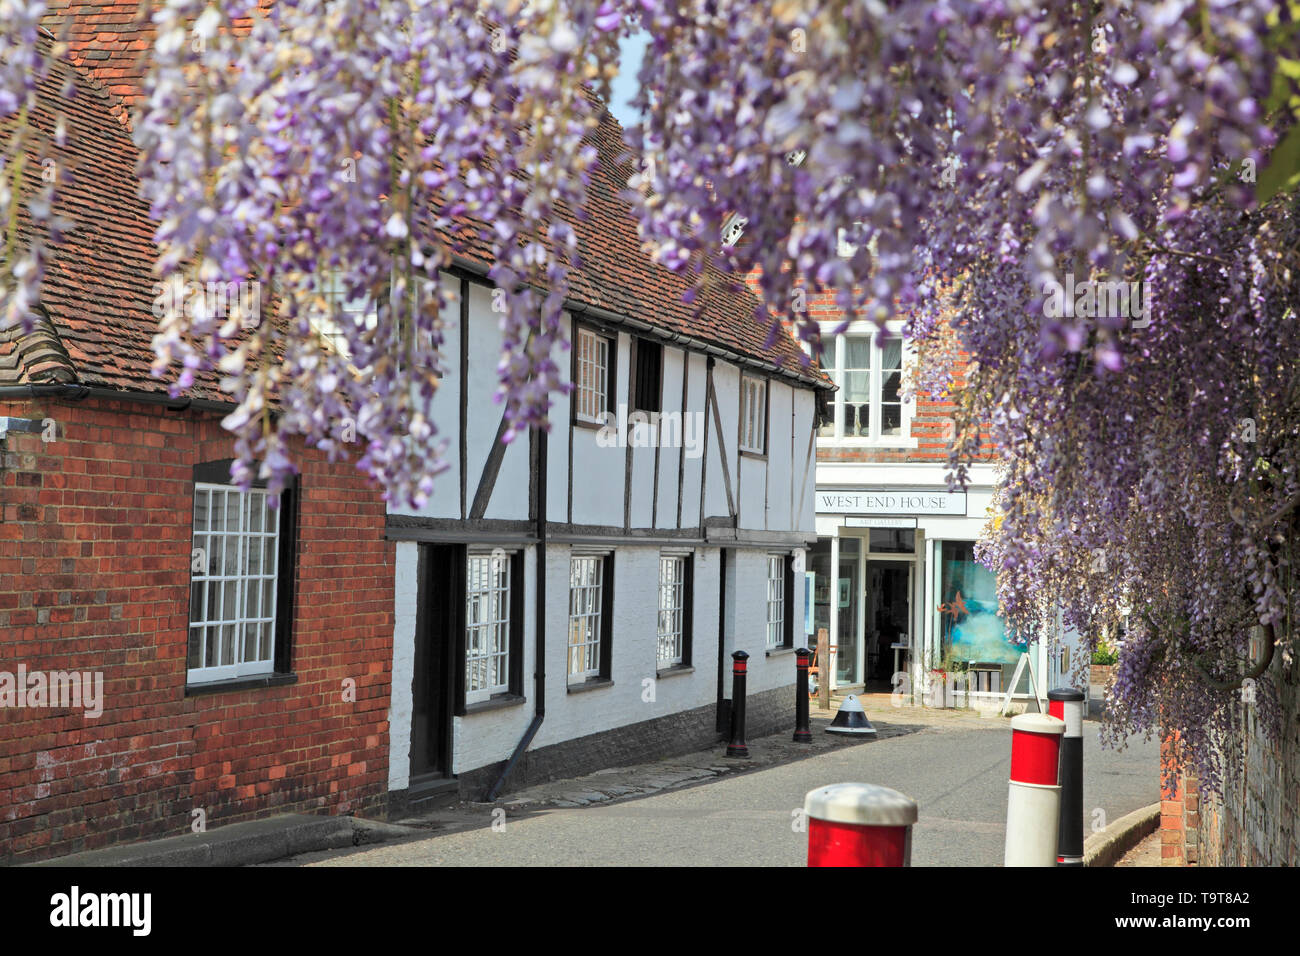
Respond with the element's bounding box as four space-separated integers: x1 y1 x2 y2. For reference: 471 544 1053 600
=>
1004 712 1066 867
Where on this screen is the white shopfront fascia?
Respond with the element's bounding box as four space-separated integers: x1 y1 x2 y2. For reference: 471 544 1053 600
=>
815 489 967 517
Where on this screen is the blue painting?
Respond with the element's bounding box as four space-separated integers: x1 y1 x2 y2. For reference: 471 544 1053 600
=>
938 546 1022 664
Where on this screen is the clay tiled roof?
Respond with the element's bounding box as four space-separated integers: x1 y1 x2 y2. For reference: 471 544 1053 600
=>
12 4 828 399
0 36 190 395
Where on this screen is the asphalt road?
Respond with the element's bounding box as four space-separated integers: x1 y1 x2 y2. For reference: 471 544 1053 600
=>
305 717 1160 867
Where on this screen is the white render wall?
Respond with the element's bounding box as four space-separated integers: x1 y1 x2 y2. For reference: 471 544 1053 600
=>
452 543 722 774
388 541 420 791
382 540 808 780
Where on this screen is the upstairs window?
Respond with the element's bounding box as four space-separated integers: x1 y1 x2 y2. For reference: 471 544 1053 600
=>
310 269 379 359
575 327 613 424
817 329 908 442
739 375 767 455
632 338 663 413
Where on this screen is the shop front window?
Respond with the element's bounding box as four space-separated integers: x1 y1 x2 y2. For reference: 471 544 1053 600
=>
934 541 1020 687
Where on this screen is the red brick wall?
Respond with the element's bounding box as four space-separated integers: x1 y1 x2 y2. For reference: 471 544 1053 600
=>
0 395 393 863
1160 734 1198 865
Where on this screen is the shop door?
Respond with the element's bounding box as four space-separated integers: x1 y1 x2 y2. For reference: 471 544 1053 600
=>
865 561 912 686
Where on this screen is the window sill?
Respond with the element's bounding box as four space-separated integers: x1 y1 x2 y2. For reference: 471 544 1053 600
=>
656 664 694 679
739 449 768 461
573 417 608 431
766 646 797 658
184 672 297 697
567 677 614 695
463 693 527 715
816 437 920 450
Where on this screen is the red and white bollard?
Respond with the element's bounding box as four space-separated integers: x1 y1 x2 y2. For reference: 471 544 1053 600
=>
804 783 918 867
1004 712 1066 867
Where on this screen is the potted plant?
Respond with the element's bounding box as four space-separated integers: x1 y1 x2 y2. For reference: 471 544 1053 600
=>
1090 639 1119 690
927 651 969 708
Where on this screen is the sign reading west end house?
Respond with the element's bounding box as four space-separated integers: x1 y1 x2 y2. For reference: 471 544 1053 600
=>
815 489 967 516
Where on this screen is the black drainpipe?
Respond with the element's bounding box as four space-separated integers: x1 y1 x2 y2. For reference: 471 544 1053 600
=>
486 427 546 802
715 547 730 735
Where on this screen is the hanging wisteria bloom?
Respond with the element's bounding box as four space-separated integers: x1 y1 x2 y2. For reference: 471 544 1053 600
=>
3 0 1299 787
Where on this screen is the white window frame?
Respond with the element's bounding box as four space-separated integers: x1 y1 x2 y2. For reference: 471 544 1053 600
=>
568 554 606 681
814 321 917 448
766 554 787 649
187 483 281 685
574 327 611 425
308 269 379 360
465 550 513 704
657 554 688 666
739 375 767 455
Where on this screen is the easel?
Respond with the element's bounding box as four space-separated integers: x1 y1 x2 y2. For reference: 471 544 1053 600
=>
998 649 1048 715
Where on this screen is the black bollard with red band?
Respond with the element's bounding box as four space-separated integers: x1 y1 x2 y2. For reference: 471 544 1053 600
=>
1048 687 1086 866
794 648 813 742
725 650 750 758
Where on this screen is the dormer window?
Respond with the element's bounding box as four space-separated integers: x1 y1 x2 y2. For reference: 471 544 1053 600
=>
631 338 662 413
311 269 379 359
739 375 767 455
721 213 748 248
574 326 613 424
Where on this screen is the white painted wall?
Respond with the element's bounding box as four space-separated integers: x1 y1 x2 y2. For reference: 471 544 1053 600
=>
388 541 419 791
704 361 740 520
720 547 807 698
406 274 462 521
678 352 707 529
450 543 725 774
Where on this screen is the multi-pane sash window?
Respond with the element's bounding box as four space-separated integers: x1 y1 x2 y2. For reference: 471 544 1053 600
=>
575 327 611 423
818 330 907 441
657 555 687 666
740 375 767 454
568 556 605 679
306 269 379 360
766 555 786 649
188 484 280 683
465 552 512 702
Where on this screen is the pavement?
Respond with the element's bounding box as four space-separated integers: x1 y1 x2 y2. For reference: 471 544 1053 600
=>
272 692 1161 867
1115 829 1164 867
29 814 409 868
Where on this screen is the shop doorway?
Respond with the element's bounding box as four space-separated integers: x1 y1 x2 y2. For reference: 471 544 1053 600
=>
864 561 911 689
811 531 918 692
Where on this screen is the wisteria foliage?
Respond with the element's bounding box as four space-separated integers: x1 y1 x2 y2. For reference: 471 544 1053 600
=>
2 0 1299 786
